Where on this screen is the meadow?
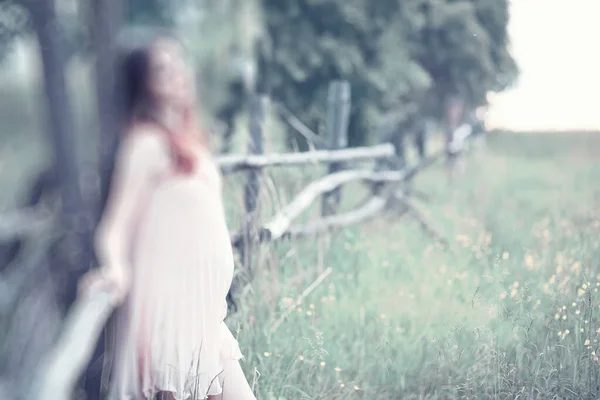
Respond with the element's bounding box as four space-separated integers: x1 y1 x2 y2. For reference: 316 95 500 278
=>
224 131 600 399
2 69 600 398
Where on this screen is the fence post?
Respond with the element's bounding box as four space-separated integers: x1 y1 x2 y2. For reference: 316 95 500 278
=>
374 114 393 169
241 94 267 277
390 126 406 170
444 94 464 180
375 113 409 170
415 119 427 161
322 80 351 216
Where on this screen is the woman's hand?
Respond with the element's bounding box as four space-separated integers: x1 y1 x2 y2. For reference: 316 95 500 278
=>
78 265 131 305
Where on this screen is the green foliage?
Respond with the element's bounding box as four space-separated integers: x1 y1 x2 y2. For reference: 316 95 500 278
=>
127 0 174 26
0 0 89 64
418 0 518 112
1 0 516 149
0 0 30 61
258 0 432 147
0 0 179 64
258 0 517 146
182 0 262 116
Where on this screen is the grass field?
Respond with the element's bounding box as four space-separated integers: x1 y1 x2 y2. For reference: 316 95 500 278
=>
223 131 600 399
2 74 600 398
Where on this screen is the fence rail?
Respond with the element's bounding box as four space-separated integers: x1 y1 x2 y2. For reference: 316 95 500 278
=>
219 143 395 173
0 207 53 241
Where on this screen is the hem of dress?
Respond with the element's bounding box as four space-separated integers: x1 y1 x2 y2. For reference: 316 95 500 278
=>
146 350 244 400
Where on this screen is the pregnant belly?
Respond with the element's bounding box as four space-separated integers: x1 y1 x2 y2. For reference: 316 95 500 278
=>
131 195 235 291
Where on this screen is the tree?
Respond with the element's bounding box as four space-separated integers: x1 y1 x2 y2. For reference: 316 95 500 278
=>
185 0 259 152
417 0 517 117
257 0 431 148
128 0 174 25
0 0 30 61
0 0 88 63
0 0 97 398
468 0 518 92
256 0 517 148
0 0 124 397
83 1 124 399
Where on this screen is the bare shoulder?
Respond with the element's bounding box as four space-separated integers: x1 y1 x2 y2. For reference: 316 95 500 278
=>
123 124 169 154
119 124 170 170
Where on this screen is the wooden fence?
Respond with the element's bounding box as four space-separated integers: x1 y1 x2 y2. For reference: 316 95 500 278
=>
0 79 481 399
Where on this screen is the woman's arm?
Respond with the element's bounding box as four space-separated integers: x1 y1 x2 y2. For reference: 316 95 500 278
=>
90 130 169 301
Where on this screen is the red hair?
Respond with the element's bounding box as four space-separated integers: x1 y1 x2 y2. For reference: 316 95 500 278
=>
129 106 210 174
166 106 210 174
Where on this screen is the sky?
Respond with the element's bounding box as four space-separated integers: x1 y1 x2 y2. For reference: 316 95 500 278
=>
486 0 600 131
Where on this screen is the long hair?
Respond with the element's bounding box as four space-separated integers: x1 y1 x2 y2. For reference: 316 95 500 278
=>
115 28 209 174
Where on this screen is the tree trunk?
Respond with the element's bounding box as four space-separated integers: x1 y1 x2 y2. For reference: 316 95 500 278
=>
30 0 93 306
1 0 97 397
85 0 124 398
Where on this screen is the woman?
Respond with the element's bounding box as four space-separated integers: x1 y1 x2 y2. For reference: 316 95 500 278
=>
79 30 256 400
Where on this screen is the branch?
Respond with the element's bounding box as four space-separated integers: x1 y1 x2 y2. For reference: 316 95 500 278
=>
28 289 118 400
393 191 449 247
218 143 395 173
263 169 401 241
0 236 52 313
0 212 56 314
274 103 329 150
0 207 53 242
229 150 445 247
263 151 445 241
288 196 387 238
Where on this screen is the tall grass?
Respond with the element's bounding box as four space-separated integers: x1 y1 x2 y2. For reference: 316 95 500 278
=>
3 62 600 398
222 131 600 399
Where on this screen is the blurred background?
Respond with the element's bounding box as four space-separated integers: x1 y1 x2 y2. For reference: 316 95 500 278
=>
1 0 600 399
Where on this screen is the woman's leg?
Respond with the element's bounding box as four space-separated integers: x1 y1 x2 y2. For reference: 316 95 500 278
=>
208 359 256 400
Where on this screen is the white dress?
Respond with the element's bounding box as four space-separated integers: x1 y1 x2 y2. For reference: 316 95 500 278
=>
96 130 242 400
